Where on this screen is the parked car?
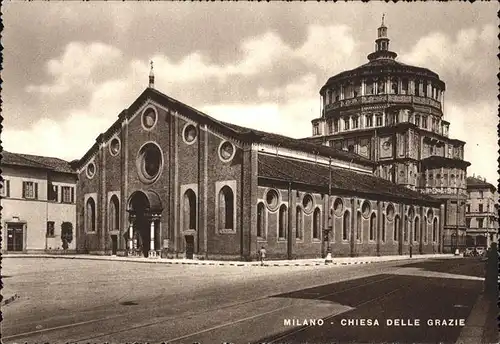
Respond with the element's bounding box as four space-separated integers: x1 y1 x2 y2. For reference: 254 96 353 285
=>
475 247 486 256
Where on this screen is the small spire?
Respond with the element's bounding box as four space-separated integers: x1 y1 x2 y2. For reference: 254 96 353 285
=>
382 13 385 27
149 60 155 88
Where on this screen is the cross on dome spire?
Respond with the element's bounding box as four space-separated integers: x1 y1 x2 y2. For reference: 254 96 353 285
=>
149 60 155 88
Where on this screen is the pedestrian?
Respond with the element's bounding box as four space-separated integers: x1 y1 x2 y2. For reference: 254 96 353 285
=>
259 246 266 266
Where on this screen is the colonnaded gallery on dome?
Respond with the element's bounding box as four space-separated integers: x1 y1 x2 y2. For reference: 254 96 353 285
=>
74 21 467 259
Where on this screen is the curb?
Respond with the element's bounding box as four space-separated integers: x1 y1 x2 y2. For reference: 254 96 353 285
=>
2 254 454 267
2 294 19 306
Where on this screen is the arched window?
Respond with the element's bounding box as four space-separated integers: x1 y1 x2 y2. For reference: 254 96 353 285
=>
278 204 287 239
391 77 399 94
184 189 197 230
414 217 419 242
366 78 374 95
381 214 386 243
343 211 350 241
86 198 96 232
432 218 438 242
257 202 265 238
218 186 234 230
295 206 303 240
108 195 119 231
377 79 385 94
394 215 400 241
404 215 409 243
423 216 428 243
370 213 376 241
313 208 321 240
356 211 362 242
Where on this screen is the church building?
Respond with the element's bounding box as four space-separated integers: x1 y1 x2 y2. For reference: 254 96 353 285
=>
304 19 470 253
73 58 444 260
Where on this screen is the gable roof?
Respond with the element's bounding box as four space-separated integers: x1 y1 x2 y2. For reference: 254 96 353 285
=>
258 153 441 205
220 121 373 166
466 176 497 192
2 151 76 174
76 87 374 168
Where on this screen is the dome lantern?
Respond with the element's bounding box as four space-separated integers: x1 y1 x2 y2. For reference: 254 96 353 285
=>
368 14 398 62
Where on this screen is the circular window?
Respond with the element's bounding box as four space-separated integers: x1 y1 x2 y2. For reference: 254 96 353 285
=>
109 137 121 156
386 203 395 221
136 142 163 183
183 124 197 144
265 189 279 211
142 107 157 130
302 194 314 214
219 141 235 162
333 198 343 217
361 201 371 218
86 162 96 179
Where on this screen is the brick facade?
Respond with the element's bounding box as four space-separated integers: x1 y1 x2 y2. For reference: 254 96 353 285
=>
74 88 444 260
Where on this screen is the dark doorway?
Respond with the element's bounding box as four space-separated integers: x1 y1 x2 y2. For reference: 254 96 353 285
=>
185 235 194 259
7 224 23 251
111 235 118 255
127 190 163 258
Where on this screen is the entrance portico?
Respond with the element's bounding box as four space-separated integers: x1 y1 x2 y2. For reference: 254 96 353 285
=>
127 190 163 258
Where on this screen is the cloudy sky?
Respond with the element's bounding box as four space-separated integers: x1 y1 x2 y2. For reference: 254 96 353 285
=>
2 3 498 183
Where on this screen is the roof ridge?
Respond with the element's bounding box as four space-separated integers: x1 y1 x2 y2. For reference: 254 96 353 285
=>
4 152 53 169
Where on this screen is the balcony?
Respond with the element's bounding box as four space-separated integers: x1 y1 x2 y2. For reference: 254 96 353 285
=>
324 94 442 112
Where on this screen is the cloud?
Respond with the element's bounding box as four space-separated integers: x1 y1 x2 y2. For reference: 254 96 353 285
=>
4 78 143 160
398 24 496 103
296 24 359 71
445 101 498 184
200 98 318 139
26 42 123 95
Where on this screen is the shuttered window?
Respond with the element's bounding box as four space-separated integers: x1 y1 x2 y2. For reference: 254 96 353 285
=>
22 181 38 199
0 180 10 197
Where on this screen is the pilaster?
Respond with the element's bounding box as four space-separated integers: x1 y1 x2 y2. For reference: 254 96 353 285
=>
351 197 357 257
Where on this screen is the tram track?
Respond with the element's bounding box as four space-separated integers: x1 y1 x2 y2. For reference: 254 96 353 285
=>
72 275 397 344
3 273 395 343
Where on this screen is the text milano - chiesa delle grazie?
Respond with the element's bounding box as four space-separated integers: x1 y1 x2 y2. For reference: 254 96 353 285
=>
73 21 466 260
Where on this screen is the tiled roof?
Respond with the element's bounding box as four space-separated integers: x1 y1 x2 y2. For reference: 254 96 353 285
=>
467 176 496 191
220 122 373 166
2 151 76 174
258 154 440 204
321 58 444 93
421 156 471 168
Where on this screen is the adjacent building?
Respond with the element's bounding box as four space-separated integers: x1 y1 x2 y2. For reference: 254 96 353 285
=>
1 152 77 253
466 176 498 248
304 20 470 253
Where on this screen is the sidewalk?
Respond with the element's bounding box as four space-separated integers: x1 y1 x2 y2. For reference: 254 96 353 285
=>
455 292 499 344
2 253 455 267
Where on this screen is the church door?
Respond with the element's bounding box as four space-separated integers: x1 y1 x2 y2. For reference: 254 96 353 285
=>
185 236 194 259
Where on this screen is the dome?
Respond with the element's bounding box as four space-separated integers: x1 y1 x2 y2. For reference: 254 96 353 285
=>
319 19 445 118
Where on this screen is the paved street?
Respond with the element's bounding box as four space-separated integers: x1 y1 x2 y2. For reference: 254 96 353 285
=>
1 257 487 344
